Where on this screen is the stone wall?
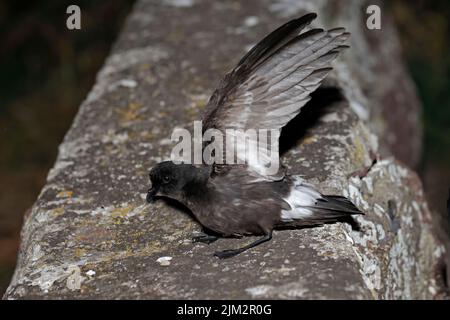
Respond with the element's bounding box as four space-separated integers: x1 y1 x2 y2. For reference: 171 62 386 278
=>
4 0 448 299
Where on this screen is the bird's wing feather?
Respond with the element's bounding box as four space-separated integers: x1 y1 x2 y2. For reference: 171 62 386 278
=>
202 13 349 179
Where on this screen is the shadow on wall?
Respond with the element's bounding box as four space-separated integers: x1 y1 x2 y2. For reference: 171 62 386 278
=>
390 0 450 230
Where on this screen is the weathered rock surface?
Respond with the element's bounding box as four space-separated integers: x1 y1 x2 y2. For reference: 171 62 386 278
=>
4 0 448 299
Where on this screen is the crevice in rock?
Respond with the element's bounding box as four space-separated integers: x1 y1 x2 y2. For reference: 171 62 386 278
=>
338 216 361 232
279 86 344 155
387 199 401 235
436 255 450 297
348 152 378 179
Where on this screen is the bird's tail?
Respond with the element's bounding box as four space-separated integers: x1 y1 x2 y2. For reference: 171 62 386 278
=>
295 195 363 227
313 195 363 217
279 177 363 227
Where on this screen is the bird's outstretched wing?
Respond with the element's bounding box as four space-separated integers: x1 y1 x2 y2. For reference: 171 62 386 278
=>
202 13 349 179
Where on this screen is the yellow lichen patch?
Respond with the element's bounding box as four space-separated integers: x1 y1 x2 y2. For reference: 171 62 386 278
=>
151 89 161 98
140 130 154 140
122 130 140 141
74 224 112 243
117 102 142 123
139 63 151 70
299 135 318 147
56 190 73 198
158 111 168 118
162 230 184 242
144 75 157 86
190 96 207 110
184 95 207 120
129 240 168 258
185 106 200 120
126 229 148 240
167 28 185 43
74 248 87 258
93 240 168 266
100 156 110 166
349 134 367 168
111 205 134 224
50 207 65 218
135 169 147 178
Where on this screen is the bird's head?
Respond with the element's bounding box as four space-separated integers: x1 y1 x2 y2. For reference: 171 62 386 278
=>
146 161 209 203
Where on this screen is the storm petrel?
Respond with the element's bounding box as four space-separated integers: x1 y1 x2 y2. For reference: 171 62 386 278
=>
147 13 363 259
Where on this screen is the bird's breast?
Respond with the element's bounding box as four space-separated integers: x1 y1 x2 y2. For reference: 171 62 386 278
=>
189 189 282 236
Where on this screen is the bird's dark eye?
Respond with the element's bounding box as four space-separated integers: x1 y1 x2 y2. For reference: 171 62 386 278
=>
162 175 171 183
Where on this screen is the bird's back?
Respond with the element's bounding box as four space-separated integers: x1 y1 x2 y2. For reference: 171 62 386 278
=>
188 166 287 236
187 167 362 236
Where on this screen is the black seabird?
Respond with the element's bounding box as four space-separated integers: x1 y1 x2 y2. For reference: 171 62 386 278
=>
147 13 363 259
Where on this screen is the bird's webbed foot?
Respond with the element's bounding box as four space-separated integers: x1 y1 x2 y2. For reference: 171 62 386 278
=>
214 232 273 259
192 234 219 244
214 249 243 259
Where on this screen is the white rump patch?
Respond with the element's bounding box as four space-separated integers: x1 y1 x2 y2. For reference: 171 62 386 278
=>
281 176 321 222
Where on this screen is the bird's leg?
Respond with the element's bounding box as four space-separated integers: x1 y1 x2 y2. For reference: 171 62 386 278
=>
214 232 272 259
192 234 219 244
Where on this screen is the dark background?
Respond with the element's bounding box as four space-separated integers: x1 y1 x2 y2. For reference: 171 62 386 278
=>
0 0 449 295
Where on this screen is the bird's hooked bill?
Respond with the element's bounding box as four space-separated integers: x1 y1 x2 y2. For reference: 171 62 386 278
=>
146 187 158 203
